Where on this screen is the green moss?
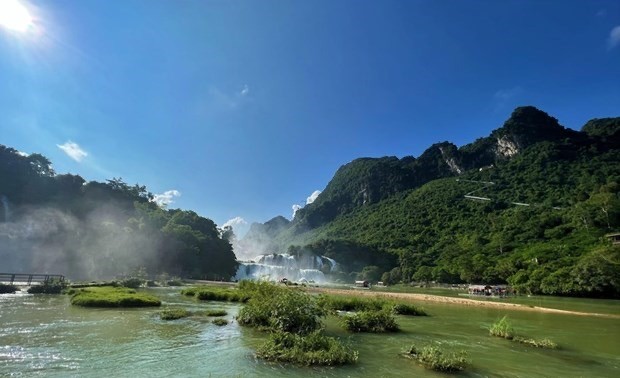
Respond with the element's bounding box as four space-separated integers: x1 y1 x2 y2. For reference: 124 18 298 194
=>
256 331 358 366
212 318 228 326
341 309 399 333
404 344 469 372
160 307 191 320
70 286 161 307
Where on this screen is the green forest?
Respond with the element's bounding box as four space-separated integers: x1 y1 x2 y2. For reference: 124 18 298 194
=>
250 107 620 298
0 145 237 280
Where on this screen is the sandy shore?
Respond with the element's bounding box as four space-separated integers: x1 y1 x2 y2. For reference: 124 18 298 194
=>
307 287 620 318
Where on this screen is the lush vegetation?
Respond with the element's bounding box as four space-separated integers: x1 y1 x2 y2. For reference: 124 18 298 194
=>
160 308 191 320
490 316 558 349
181 286 250 302
212 318 228 326
256 331 358 366
0 284 18 294
70 286 161 307
341 309 399 333
404 343 469 372
247 107 620 298
391 303 427 316
27 279 68 294
203 309 228 317
0 145 237 281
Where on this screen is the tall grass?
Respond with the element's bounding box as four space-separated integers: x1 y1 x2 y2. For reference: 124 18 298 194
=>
490 315 558 349
256 331 358 366
181 286 250 302
317 294 427 316
404 344 469 372
70 287 161 307
341 309 399 333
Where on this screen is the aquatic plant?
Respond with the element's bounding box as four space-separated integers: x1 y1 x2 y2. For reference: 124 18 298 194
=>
181 286 250 302
489 315 515 339
70 286 161 307
513 336 558 349
0 284 18 294
391 303 427 316
256 331 358 366
404 343 469 372
212 318 228 326
27 278 67 294
317 294 387 313
204 309 227 317
237 283 325 334
341 309 399 333
160 308 191 320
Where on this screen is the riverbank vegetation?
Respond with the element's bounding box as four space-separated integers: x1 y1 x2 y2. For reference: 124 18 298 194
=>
317 294 427 316
490 316 558 349
70 286 161 307
403 343 469 372
0 284 18 294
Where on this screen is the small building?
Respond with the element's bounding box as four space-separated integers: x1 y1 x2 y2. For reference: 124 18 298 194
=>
355 280 370 288
605 232 620 245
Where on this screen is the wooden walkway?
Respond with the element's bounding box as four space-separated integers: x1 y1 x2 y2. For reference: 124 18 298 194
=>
0 273 65 285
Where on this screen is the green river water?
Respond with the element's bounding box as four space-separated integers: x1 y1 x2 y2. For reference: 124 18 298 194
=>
1 288 618 377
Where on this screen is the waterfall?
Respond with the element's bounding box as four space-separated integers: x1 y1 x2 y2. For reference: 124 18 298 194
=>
1 195 10 222
235 253 340 283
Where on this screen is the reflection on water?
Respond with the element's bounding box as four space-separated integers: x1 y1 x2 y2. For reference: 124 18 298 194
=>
1 288 619 377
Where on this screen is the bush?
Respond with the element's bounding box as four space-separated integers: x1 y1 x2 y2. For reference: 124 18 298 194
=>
204 309 227 317
404 344 469 372
212 318 228 326
489 315 514 339
391 303 427 316
341 309 399 333
160 308 190 320
70 287 161 307
317 295 387 313
237 282 325 335
181 286 250 302
256 331 358 366
0 284 18 294
27 279 67 294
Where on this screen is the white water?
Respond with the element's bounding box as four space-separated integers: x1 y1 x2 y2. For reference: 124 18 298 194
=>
235 253 339 283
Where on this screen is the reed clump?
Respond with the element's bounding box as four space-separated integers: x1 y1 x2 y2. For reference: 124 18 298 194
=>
160 307 191 320
317 294 427 316
490 316 558 349
404 343 469 372
256 331 358 366
181 286 250 303
341 309 399 333
70 286 161 307
212 318 228 326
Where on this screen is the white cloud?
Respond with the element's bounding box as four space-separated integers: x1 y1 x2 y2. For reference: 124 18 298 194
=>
608 26 620 50
17 151 29 157
291 204 302 219
306 190 321 204
57 141 88 162
223 216 247 229
240 84 249 96
153 190 181 207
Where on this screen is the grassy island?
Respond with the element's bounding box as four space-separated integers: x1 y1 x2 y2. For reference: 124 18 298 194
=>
71 286 161 307
403 343 469 372
0 284 19 294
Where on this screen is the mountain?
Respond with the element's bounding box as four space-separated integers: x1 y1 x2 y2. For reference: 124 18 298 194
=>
242 106 620 297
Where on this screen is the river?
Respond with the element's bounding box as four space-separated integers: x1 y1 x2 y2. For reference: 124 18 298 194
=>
1 288 619 377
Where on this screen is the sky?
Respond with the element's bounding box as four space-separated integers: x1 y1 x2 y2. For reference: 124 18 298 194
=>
1 0 619 235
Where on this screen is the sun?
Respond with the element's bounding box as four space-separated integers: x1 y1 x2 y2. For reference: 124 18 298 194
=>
0 0 33 33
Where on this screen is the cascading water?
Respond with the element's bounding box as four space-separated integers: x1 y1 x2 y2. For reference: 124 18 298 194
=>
1 195 10 222
235 253 339 283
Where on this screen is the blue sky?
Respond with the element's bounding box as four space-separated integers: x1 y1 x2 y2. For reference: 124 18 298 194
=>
1 0 619 235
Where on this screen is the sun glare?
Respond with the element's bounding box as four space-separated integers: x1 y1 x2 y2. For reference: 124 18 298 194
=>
0 0 33 33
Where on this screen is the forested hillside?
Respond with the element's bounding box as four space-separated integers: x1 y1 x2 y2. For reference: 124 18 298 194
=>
0 146 237 280
247 107 620 298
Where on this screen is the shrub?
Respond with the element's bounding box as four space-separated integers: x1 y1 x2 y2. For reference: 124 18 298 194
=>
404 344 469 372
204 309 227 317
0 284 18 294
341 309 399 333
256 331 358 366
27 278 67 294
70 287 161 307
489 315 514 339
318 295 387 313
212 318 228 326
391 303 427 316
181 286 250 302
160 308 191 320
237 282 325 335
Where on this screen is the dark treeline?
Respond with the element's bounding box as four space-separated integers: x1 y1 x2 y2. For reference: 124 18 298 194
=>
0 145 237 280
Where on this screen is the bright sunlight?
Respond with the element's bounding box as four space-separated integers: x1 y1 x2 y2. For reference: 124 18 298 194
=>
0 0 33 32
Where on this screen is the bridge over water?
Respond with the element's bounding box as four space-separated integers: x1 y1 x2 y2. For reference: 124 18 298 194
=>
0 273 65 285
